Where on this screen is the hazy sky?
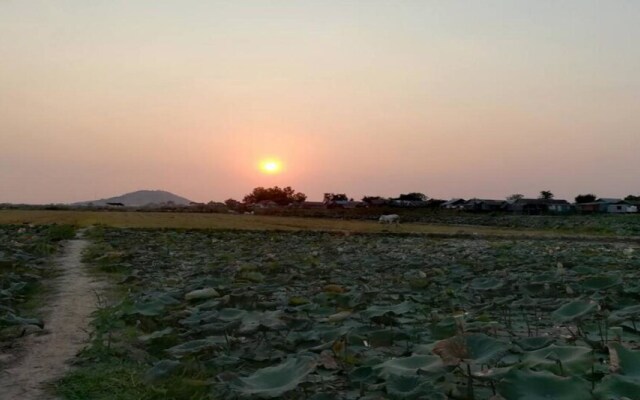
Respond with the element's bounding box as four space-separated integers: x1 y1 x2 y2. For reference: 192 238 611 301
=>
1 1 639 203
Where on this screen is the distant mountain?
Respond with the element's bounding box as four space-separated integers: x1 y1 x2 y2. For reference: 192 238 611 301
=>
75 190 193 207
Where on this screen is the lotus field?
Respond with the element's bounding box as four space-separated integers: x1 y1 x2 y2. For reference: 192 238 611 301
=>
67 228 640 399
0 225 74 333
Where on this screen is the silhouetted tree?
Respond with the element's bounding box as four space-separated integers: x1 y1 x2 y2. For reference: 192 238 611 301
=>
362 196 385 204
507 194 524 201
323 193 348 203
292 192 307 203
243 186 306 206
539 191 554 200
224 198 242 210
575 194 597 203
397 192 428 202
625 195 640 202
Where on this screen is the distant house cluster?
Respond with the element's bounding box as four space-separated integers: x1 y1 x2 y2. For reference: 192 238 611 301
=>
282 196 639 214
442 197 638 214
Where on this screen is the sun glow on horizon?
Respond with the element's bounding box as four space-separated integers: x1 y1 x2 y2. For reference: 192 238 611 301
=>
259 159 282 174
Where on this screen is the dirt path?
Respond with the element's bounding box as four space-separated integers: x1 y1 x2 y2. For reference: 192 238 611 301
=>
0 235 103 399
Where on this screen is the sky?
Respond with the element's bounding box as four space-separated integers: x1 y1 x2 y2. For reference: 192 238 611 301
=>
1 1 639 203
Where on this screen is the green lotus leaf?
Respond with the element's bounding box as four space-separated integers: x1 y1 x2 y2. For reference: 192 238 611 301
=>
230 355 317 398
522 345 593 375
430 317 458 340
127 300 167 317
0 313 44 329
205 355 242 368
609 305 640 323
470 277 503 291
308 394 336 400
179 310 219 327
361 302 415 319
529 272 558 284
144 359 181 383
373 355 443 378
349 366 378 385
510 295 538 308
593 374 640 400
572 266 598 275
239 310 286 334
152 293 181 305
515 336 556 351
185 287 220 301
466 334 509 364
166 336 226 357
611 343 640 377
552 300 597 322
238 271 265 283
366 328 409 348
189 319 241 335
580 275 622 291
472 365 514 381
498 369 592 400
217 308 248 321
385 375 447 400
139 327 173 342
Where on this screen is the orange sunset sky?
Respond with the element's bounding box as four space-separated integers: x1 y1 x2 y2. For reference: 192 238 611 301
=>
1 1 639 203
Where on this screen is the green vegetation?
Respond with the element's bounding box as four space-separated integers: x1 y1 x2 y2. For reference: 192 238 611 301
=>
4 209 640 237
58 228 640 399
0 224 75 338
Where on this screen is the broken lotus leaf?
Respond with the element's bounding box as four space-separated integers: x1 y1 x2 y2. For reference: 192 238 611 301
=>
323 284 347 293
230 355 317 398
498 369 592 400
433 334 508 365
327 311 352 323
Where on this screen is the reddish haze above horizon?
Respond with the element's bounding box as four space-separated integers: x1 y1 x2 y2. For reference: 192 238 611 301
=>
1 1 639 204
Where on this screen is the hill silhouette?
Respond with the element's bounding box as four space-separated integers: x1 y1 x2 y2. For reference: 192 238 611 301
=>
75 190 192 207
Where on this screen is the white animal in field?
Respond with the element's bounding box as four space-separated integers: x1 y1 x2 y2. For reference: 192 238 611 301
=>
378 214 400 224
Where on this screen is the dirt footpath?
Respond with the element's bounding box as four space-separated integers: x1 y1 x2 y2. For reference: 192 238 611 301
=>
0 236 103 399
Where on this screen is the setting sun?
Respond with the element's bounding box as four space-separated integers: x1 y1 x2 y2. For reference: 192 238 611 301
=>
259 159 282 174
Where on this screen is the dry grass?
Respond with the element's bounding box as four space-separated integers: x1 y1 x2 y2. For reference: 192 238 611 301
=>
0 209 578 238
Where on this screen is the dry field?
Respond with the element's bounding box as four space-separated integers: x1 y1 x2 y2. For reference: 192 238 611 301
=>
0 209 605 239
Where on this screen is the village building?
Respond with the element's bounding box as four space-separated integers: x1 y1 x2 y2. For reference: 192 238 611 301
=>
505 198 572 214
441 198 466 209
575 198 638 214
463 199 505 212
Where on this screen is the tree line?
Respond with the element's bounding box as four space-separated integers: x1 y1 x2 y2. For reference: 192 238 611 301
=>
226 187 639 210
